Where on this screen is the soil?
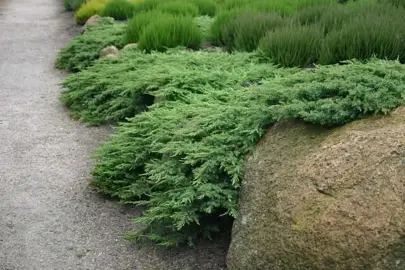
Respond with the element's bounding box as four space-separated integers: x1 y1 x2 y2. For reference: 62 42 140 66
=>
0 0 228 269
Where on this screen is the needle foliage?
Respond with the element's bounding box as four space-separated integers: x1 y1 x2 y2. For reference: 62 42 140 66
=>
56 20 126 72
60 49 282 125
91 59 405 246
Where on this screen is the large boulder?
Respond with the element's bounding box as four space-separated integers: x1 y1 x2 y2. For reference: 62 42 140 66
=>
227 107 405 270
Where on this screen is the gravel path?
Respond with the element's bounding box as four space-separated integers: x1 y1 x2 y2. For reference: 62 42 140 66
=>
0 0 228 269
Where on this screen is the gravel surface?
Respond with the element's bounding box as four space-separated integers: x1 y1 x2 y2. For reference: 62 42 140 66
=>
0 0 228 269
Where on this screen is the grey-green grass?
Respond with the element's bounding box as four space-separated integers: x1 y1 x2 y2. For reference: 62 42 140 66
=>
56 20 126 72
60 49 277 126
91 59 405 246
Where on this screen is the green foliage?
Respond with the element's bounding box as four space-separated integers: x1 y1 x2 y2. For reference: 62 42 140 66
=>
210 0 335 51
217 0 335 14
124 10 167 44
156 1 199 16
209 9 238 46
294 3 336 26
60 49 276 125
132 0 164 12
101 0 136 20
75 0 107 25
194 16 214 40
91 59 405 246
138 15 203 52
248 0 336 16
132 0 217 16
259 24 323 67
190 0 217 16
320 4 405 64
379 0 405 8
56 20 126 72
222 12 287 51
259 1 405 67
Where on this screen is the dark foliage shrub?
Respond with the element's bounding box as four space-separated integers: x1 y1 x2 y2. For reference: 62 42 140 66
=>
101 0 136 20
138 15 203 52
259 24 323 67
209 10 239 46
221 12 287 51
294 3 337 26
320 10 405 64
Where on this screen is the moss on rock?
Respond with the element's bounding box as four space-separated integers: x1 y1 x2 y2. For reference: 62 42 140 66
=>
227 107 405 269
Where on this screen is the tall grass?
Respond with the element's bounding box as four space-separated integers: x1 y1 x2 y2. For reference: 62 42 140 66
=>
225 12 287 51
320 10 405 64
101 0 136 20
191 0 217 16
64 0 86 11
209 10 239 46
125 10 166 44
138 15 203 52
156 1 199 16
259 24 323 67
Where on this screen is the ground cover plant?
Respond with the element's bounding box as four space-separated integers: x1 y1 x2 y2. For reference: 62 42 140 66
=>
60 49 282 125
91 59 405 246
56 19 126 72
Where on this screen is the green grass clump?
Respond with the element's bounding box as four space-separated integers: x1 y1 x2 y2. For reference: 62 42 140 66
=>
156 1 199 16
209 10 239 46
124 10 168 44
138 15 203 52
56 20 126 72
259 24 323 67
91 59 405 246
223 12 287 51
294 3 337 26
101 0 136 20
320 10 405 64
132 0 164 12
191 0 217 16
61 49 278 125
